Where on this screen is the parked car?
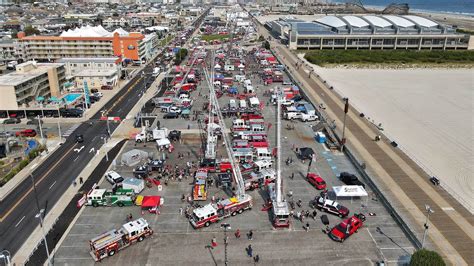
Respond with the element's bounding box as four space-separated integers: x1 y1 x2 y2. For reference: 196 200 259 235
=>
93 92 103 98
339 172 365 188
16 129 37 137
105 170 124 185
328 214 366 242
163 112 179 119
3 118 21 124
306 173 326 190
60 108 83 118
168 106 182 114
26 118 43 125
90 88 99 93
101 85 113 90
314 196 349 218
0 131 14 138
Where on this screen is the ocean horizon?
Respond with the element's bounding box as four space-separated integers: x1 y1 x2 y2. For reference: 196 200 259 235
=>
328 0 474 16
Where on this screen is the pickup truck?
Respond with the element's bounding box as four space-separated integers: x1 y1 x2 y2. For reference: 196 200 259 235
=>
314 196 349 218
339 172 365 188
300 113 318 122
328 213 366 242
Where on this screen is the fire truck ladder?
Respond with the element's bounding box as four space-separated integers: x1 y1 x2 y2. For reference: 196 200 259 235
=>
204 60 217 160
272 87 290 224
203 52 246 198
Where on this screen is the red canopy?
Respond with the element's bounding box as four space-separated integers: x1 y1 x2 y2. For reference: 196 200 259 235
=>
141 196 161 208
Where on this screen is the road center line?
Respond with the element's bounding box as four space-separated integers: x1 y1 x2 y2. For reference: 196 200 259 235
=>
49 180 57 190
15 216 25 227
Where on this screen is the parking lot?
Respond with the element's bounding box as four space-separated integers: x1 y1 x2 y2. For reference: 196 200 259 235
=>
53 45 414 265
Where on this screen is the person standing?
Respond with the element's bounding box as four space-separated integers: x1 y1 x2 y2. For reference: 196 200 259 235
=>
246 244 253 257
247 230 253 240
235 229 241 238
254 254 260 263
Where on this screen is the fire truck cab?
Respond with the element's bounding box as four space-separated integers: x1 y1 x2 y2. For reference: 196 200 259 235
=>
190 195 253 229
89 218 153 261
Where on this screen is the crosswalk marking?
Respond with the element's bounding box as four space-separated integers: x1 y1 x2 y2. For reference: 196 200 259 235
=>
62 124 80 137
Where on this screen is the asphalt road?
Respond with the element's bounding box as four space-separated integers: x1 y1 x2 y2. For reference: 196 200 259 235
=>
0 10 208 258
0 61 155 257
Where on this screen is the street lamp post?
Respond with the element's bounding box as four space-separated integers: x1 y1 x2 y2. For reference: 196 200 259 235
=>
422 205 434 249
31 174 52 265
340 98 349 152
37 115 45 147
101 136 109 162
0 250 11 266
221 223 231 266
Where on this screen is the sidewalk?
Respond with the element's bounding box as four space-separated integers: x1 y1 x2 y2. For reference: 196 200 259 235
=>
12 61 167 265
0 138 61 201
271 43 472 265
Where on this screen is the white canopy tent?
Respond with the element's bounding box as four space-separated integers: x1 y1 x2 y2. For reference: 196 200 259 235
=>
333 185 369 205
333 186 368 197
121 149 149 167
156 138 171 147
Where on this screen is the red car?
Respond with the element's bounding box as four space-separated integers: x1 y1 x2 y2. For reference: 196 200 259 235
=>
328 213 366 242
16 129 37 137
307 173 327 190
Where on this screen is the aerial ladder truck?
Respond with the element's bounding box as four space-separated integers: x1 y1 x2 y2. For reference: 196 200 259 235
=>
189 53 253 229
268 87 291 228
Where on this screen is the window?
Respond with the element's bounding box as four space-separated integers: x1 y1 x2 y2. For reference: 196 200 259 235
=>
131 231 136 236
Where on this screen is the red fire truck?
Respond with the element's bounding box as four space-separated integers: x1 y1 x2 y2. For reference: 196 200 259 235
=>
89 218 153 261
189 194 253 228
199 158 232 173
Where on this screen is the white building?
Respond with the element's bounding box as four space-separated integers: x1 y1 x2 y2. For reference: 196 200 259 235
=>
57 57 122 89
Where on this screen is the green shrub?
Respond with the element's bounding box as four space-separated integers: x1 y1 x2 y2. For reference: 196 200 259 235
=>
410 249 445 266
303 50 474 66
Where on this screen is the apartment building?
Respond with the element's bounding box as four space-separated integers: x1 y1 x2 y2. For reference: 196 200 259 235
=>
0 61 66 110
18 26 147 62
57 57 121 89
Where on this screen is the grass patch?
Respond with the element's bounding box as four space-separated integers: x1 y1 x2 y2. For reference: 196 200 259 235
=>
0 145 46 187
201 34 230 42
456 28 474 35
303 50 474 66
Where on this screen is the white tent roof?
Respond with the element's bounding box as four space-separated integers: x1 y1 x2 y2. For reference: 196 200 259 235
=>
156 138 171 146
60 25 129 38
316 16 347 28
333 186 368 197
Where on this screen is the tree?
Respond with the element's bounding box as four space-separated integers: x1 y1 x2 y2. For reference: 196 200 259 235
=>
410 249 445 266
11 31 18 39
24 25 40 36
262 40 270 50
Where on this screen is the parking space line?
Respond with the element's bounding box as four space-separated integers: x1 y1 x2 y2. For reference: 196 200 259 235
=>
73 156 80 162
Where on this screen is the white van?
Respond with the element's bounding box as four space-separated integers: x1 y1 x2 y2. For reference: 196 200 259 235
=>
234 75 245 82
245 85 254 94
244 79 252 87
239 100 247 109
255 148 272 160
152 67 161 77
249 97 260 108
229 99 237 110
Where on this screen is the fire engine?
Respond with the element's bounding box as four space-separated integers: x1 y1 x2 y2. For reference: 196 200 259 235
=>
193 169 208 201
199 158 232 173
86 188 135 207
189 194 253 228
89 218 153 261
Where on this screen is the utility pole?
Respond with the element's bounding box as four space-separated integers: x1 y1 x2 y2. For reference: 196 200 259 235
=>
37 115 45 146
422 205 434 249
340 98 349 152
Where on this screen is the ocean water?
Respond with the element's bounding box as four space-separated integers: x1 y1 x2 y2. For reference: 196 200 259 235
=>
329 0 474 16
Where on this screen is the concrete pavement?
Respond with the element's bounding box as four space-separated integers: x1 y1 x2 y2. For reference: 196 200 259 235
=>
270 42 472 265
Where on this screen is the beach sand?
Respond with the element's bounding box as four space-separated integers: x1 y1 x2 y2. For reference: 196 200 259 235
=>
302 58 473 211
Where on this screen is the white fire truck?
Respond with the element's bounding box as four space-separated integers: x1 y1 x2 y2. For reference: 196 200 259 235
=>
89 218 153 261
190 194 253 228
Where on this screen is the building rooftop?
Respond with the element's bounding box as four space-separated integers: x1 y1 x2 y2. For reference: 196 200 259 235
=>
382 15 415 28
75 69 117 77
0 61 63 86
60 25 129 37
57 57 120 64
